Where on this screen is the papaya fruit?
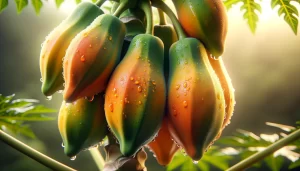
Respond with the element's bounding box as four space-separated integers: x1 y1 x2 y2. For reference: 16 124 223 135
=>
58 95 108 157
63 14 126 102
172 0 228 57
105 34 166 157
208 56 235 137
167 38 225 161
154 24 177 79
147 118 179 166
40 2 103 96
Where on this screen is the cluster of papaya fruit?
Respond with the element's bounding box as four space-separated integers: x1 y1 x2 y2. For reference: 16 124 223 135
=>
39 0 235 167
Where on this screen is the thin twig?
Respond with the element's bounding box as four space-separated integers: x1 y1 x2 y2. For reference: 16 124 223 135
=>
0 130 75 171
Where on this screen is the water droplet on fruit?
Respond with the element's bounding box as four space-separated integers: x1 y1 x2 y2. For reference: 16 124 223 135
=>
40 78 43 82
89 44 92 48
183 101 188 108
109 103 114 112
193 160 199 164
109 36 112 41
113 88 117 93
61 142 65 148
183 82 187 88
138 101 142 105
46 96 52 101
125 97 129 103
217 93 221 100
152 80 156 85
85 96 94 102
70 156 76 160
130 77 134 81
138 86 142 92
173 110 177 116
80 55 86 62
135 81 140 85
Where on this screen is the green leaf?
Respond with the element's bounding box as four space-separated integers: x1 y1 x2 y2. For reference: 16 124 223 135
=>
22 105 56 115
240 0 262 33
0 120 35 138
271 0 299 34
265 156 284 171
289 159 300 169
0 0 8 13
31 0 42 15
0 116 55 121
14 0 28 14
166 153 187 171
223 0 243 10
55 0 64 8
198 161 209 171
75 0 81 4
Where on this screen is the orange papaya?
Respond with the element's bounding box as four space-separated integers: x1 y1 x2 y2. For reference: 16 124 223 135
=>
167 38 225 161
147 118 179 166
208 56 235 136
105 34 166 157
63 14 126 102
40 2 103 96
172 0 228 57
58 95 108 157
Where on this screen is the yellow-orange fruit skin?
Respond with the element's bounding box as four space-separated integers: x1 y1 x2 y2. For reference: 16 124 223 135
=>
167 38 225 161
148 118 179 166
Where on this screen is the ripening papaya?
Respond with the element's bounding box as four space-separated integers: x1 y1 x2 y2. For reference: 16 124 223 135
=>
172 0 228 57
58 95 108 157
63 14 126 102
208 56 235 137
167 38 225 161
40 2 103 96
105 34 166 157
154 24 177 79
147 118 179 166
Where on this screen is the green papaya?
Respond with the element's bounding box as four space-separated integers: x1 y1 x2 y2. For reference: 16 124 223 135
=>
58 95 108 157
167 38 225 161
105 34 166 157
154 24 177 78
172 0 228 57
63 14 126 102
40 2 103 96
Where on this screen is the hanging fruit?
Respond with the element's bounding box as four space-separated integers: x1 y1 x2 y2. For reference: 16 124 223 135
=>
147 118 179 166
172 0 228 57
58 95 108 157
63 14 126 102
40 2 104 96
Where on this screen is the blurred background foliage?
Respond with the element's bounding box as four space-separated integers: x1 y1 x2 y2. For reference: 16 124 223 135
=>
0 0 300 170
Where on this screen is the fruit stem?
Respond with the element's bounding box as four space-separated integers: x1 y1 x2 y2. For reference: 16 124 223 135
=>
89 148 105 170
95 0 106 7
151 0 186 39
157 8 166 25
0 130 75 171
227 128 300 171
139 0 153 35
113 2 128 17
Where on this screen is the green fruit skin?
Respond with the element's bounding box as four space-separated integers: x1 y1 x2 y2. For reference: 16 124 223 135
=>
154 25 178 79
105 34 166 157
63 14 126 102
172 0 228 57
58 95 108 157
40 2 103 96
167 38 225 161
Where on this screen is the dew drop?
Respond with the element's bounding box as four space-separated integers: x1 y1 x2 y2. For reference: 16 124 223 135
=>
175 85 180 90
109 103 114 112
41 42 44 48
83 32 88 37
138 86 142 92
183 82 187 88
138 101 142 105
135 81 140 85
57 90 64 94
193 160 199 164
109 36 112 41
40 78 43 82
183 101 188 108
152 81 156 85
130 77 134 81
125 97 129 104
61 142 65 148
173 110 177 116
46 96 52 101
80 55 86 62
89 44 92 48
217 93 221 100
112 88 117 93
85 96 94 102
70 156 76 161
